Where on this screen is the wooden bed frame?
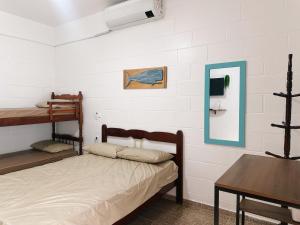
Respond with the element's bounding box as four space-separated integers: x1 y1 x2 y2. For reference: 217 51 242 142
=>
101 124 183 225
0 92 83 126
0 92 84 155
50 92 84 155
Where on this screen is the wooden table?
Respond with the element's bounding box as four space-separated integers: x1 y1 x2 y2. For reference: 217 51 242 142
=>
214 154 300 225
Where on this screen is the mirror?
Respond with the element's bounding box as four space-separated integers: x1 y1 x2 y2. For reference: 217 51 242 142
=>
204 61 246 147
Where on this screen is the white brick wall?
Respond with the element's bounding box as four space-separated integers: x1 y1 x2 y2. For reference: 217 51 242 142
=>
0 11 55 46
54 0 300 211
0 14 55 154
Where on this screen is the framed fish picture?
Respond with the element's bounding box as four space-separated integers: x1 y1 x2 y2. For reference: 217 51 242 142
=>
123 66 167 89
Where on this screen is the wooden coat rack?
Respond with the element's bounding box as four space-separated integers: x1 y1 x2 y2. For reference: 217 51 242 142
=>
266 54 300 160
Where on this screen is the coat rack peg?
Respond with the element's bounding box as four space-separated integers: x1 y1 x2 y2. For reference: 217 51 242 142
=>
273 92 287 97
265 54 300 160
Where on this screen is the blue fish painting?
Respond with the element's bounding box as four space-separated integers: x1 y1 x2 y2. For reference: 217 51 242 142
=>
124 67 167 89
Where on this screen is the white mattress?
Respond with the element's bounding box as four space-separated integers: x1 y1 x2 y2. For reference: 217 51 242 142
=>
0 154 178 225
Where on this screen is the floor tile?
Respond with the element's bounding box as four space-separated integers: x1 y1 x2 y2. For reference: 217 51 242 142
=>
126 198 275 225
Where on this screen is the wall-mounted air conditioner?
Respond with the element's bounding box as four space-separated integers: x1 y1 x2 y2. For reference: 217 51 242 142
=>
104 0 164 31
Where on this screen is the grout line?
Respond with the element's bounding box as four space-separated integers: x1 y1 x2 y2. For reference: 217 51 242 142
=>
0 32 54 47
54 30 111 47
0 30 112 48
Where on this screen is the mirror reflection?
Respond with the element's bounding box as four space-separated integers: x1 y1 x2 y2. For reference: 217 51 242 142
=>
205 61 246 147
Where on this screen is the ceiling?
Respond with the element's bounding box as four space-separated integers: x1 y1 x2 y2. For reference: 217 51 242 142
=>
0 0 126 27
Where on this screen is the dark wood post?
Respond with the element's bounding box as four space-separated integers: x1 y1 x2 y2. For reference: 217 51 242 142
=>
283 54 293 158
78 91 83 155
102 124 107 143
176 130 183 204
51 92 56 140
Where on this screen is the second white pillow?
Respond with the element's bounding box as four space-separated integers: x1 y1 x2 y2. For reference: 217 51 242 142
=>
117 147 174 164
84 143 124 158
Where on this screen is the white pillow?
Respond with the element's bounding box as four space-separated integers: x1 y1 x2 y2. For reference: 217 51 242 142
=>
36 102 50 108
117 147 174 164
83 143 124 158
31 140 73 153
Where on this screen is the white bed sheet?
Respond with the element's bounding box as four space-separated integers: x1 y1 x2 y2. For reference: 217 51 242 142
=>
0 154 178 225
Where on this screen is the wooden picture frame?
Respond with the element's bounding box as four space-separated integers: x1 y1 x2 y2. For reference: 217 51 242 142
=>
123 66 167 89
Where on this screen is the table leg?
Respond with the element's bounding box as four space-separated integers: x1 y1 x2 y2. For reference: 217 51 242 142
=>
280 205 288 225
214 186 220 225
241 196 245 225
236 194 240 225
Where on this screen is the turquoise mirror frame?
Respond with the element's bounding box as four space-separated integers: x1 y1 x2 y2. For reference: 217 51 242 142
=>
204 61 246 147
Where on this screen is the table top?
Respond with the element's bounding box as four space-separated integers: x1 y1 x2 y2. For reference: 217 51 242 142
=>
216 154 300 207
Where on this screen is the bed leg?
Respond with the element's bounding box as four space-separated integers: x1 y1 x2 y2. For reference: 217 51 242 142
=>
52 122 56 141
176 179 183 204
79 142 83 155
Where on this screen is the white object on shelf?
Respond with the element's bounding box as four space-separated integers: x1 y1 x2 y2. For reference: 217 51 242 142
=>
210 102 226 114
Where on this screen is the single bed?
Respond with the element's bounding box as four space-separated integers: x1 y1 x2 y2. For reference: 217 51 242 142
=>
0 125 183 225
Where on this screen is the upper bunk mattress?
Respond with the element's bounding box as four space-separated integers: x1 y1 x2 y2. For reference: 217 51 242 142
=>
0 154 178 225
0 107 74 119
0 108 48 119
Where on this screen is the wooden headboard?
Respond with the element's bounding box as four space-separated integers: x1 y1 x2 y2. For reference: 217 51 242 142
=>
102 124 183 163
51 91 83 101
101 124 183 202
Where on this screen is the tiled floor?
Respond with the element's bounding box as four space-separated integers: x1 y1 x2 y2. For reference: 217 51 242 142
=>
127 198 274 225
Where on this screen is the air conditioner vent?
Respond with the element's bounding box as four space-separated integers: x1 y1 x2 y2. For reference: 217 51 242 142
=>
145 10 155 18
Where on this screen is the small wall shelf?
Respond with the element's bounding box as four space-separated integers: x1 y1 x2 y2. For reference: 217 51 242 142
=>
209 108 227 114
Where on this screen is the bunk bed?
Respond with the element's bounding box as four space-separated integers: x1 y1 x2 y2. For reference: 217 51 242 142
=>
0 92 83 174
